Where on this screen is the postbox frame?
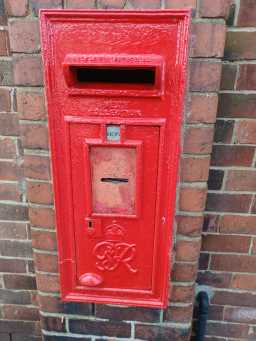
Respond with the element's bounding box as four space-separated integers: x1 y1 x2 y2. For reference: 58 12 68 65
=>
40 9 190 308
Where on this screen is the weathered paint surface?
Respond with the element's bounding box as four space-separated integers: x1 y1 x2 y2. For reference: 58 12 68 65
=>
91 146 136 215
40 10 190 308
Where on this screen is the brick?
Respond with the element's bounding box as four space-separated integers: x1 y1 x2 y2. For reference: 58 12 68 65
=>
170 285 194 303
197 271 231 288
29 207 55 228
165 0 196 8
37 295 63 313
13 55 43 86
184 127 214 154
69 319 131 337
27 181 53 204
0 222 27 239
213 291 256 308
41 316 66 332
0 183 20 201
20 123 49 149
181 157 210 182
0 114 19 136
237 64 256 90
0 137 16 158
214 120 234 143
164 305 193 323
0 334 9 341
208 169 224 190
64 303 93 316
207 322 249 339
0 320 40 335
188 94 218 124
176 215 203 237
5 0 28 16
0 288 31 305
211 254 256 272
36 273 59 293
31 229 57 251
211 145 254 166
194 304 223 321
129 0 161 8
0 30 9 56
0 240 32 258
199 0 231 18
0 89 11 112
175 239 201 262
3 305 39 321
220 215 256 234
203 214 220 232
95 305 160 322
237 0 256 26
191 23 226 58
231 274 256 290
0 0 6 25
218 93 256 119
64 0 95 8
0 161 18 180
34 252 58 273
179 187 207 212
199 253 209 270
220 63 237 90
30 0 62 15
202 234 251 253
236 120 256 144
3 274 36 290
224 307 256 325
135 324 190 341
206 193 251 213
17 90 46 120
225 31 256 60
0 203 28 220
24 155 51 180
0 258 26 273
97 0 126 8
9 19 39 53
226 170 256 191
38 295 92 315
190 62 222 92
12 336 41 341
172 262 198 282
0 60 13 85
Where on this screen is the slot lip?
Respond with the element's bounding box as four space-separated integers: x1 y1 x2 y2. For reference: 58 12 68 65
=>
62 53 165 97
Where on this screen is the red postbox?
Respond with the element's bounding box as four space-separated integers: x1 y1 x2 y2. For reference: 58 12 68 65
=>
40 9 190 308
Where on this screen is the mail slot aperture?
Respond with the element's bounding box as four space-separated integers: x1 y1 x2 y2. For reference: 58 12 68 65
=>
62 54 164 97
73 66 156 85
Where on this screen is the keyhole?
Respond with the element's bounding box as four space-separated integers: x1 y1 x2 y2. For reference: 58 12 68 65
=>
88 220 93 229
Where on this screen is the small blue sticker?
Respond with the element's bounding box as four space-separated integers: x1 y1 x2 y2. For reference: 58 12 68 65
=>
106 125 120 141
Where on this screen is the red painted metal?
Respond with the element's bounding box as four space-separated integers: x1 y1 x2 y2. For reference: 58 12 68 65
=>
40 9 190 308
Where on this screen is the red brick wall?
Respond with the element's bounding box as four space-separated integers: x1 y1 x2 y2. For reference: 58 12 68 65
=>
0 0 254 341
197 0 256 340
0 0 42 340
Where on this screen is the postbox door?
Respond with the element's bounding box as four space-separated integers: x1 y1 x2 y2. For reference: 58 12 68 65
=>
66 117 164 297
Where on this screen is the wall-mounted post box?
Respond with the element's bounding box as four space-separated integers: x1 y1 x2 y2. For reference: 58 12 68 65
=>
40 9 190 308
